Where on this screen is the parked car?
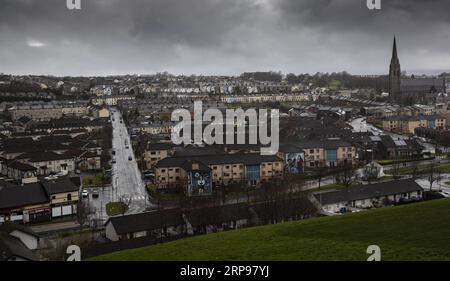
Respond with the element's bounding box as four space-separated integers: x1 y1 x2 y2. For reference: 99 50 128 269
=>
92 190 99 198
128 156 132 161
82 189 89 198
438 191 450 198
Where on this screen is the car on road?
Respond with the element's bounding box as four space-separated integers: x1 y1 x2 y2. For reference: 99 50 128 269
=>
125 145 129 149
92 190 99 198
128 156 132 161
112 158 116 164
81 189 89 198
112 150 115 155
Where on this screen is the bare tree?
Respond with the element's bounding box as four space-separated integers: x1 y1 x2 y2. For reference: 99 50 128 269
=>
391 162 402 180
410 161 420 180
336 164 357 188
76 201 92 232
119 195 133 215
316 166 328 189
426 162 441 191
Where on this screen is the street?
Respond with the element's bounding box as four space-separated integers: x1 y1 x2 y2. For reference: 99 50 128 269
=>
349 117 408 140
110 108 154 214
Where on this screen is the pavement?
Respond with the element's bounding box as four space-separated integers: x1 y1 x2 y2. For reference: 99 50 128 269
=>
30 220 80 234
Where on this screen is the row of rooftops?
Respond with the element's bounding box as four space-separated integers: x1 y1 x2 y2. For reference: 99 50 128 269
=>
0 177 80 210
0 222 39 261
155 154 283 168
107 197 316 235
148 139 354 154
383 114 446 122
0 133 102 155
315 179 423 205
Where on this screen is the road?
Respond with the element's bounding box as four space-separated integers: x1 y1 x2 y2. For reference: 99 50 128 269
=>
111 108 154 214
349 117 407 140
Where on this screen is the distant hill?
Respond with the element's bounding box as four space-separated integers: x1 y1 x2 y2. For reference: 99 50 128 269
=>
92 199 450 261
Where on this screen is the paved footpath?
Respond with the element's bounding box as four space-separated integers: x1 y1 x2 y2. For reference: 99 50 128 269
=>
30 220 80 234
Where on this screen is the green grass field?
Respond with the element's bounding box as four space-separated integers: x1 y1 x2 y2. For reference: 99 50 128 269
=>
386 163 450 175
105 202 128 216
92 199 450 261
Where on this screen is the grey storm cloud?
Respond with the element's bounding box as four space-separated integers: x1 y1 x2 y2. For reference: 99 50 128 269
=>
0 0 449 76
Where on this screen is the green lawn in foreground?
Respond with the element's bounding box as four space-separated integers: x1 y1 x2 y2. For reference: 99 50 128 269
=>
92 199 450 261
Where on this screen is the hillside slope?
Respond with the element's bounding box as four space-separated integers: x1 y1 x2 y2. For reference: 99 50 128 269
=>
92 199 450 261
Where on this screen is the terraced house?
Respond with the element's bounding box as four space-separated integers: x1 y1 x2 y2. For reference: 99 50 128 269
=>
154 154 284 194
301 140 357 168
382 115 447 134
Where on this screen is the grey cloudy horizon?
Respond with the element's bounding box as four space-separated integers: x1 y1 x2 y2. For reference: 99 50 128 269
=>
1 0 450 76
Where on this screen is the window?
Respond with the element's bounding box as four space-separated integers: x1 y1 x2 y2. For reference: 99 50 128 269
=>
67 194 72 201
161 169 166 173
310 149 314 154
175 168 179 173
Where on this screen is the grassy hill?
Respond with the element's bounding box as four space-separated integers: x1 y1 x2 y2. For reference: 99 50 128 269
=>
92 199 450 261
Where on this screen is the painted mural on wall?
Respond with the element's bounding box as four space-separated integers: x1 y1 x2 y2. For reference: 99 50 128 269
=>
188 171 212 196
285 153 304 174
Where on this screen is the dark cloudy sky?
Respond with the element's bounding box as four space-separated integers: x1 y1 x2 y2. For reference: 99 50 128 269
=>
1 0 450 76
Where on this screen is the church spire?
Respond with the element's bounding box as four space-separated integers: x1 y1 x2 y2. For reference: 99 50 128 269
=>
391 36 399 63
389 36 401 103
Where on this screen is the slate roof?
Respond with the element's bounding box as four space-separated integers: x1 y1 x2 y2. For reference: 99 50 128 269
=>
0 234 38 261
155 154 283 168
186 204 250 227
0 222 38 238
0 183 48 209
41 177 80 195
314 179 423 206
6 161 37 171
106 209 184 235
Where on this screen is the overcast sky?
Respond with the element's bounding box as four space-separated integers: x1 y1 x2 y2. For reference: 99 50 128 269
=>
1 0 450 76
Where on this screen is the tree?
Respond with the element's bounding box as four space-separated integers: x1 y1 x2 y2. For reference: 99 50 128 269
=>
316 166 328 189
76 201 92 232
410 161 420 180
391 162 402 180
426 162 441 191
119 195 133 215
336 164 357 188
